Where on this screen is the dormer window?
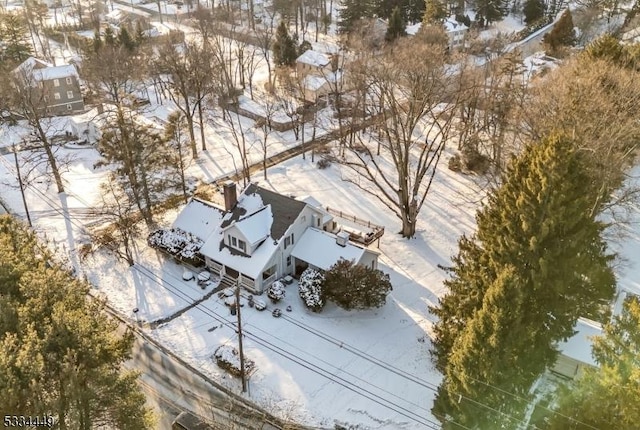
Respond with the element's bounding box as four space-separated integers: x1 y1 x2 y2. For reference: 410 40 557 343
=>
232 236 237 247
239 240 246 252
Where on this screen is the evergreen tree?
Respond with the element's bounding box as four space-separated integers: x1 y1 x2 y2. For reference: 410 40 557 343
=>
0 216 154 428
118 27 136 52
92 30 103 54
474 0 508 26
338 0 375 33
585 34 625 66
386 6 407 42
423 0 447 24
323 259 393 310
543 9 576 53
0 13 33 66
523 0 545 25
431 134 616 428
272 21 297 66
103 25 116 46
545 296 640 429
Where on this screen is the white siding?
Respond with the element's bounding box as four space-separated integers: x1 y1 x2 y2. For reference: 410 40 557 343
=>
358 250 379 270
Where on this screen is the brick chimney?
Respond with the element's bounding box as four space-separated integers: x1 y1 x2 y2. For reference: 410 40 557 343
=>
223 181 237 211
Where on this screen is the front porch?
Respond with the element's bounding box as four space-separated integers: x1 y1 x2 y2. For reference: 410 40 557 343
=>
205 257 279 294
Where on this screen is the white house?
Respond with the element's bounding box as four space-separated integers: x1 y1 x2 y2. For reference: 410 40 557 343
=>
295 50 346 102
551 318 603 379
171 183 380 294
444 16 468 49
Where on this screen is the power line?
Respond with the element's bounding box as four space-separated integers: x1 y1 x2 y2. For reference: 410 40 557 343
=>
0 151 601 430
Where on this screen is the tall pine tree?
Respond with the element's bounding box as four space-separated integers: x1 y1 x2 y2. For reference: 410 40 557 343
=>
0 216 154 428
338 0 375 33
545 296 640 430
474 0 508 26
272 21 298 66
386 6 407 42
431 134 616 428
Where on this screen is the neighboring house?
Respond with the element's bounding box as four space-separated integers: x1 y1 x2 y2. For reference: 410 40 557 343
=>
295 50 345 102
406 18 468 50
13 57 84 116
551 318 603 379
444 16 468 49
171 183 380 294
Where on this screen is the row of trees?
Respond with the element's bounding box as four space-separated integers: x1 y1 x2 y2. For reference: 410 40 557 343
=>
0 216 153 429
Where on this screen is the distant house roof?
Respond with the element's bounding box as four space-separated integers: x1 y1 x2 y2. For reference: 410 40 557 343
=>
291 228 373 271
172 198 224 241
557 318 603 368
296 50 331 68
221 184 306 241
444 16 468 33
14 57 79 82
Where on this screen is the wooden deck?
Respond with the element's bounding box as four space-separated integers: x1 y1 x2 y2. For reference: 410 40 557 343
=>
325 206 385 246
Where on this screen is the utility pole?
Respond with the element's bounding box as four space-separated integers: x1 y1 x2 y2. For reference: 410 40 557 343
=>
12 144 32 227
235 277 247 392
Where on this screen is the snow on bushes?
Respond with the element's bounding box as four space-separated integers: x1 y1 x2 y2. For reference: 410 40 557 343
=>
213 344 255 377
298 268 325 312
267 280 286 302
147 228 204 260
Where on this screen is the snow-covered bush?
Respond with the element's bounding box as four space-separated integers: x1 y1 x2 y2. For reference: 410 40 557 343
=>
267 281 286 302
213 344 255 377
298 268 325 312
147 228 204 261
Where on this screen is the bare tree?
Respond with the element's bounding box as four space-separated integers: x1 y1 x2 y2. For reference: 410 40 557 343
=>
154 40 214 157
520 56 640 218
3 65 68 193
254 93 278 178
93 175 140 267
339 39 463 238
164 112 191 203
254 6 277 90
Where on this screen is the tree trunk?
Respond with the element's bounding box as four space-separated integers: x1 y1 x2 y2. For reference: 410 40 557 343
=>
186 113 198 158
35 121 65 193
197 97 207 151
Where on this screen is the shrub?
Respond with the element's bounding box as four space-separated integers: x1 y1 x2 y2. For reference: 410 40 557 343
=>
323 259 393 311
298 268 325 311
214 345 255 377
317 158 332 169
267 281 286 302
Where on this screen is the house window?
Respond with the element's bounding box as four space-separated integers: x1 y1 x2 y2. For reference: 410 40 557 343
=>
284 236 291 249
291 233 294 244
54 92 60 100
66 77 72 84
232 237 237 247
317 217 321 227
53 79 60 87
67 90 73 99
287 256 291 266
66 104 72 111
301 215 306 222
239 240 246 252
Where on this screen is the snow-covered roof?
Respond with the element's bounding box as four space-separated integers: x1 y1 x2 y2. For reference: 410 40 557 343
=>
557 318 603 367
296 50 331 68
229 205 273 246
297 195 333 224
406 23 422 36
172 198 224 241
14 57 79 82
444 16 468 33
302 74 329 92
200 227 277 279
33 65 79 81
291 228 370 271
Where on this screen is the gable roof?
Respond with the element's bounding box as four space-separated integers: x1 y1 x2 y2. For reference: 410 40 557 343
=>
172 198 224 241
14 57 79 83
296 50 331 68
221 184 306 241
231 205 273 245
